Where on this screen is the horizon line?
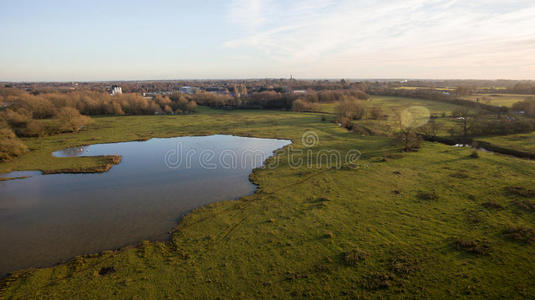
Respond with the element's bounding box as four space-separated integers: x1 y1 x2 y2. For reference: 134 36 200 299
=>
2 77 535 84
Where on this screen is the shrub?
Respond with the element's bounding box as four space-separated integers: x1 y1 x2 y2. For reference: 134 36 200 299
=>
55 107 93 133
185 100 198 113
291 99 319 112
335 97 366 121
454 239 491 255
369 105 384 120
0 128 28 161
18 120 47 137
1 108 32 129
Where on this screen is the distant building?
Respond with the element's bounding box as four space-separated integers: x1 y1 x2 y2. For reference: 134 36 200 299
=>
111 85 122 96
179 86 195 95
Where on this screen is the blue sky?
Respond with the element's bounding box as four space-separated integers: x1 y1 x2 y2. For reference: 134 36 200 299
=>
1 0 534 81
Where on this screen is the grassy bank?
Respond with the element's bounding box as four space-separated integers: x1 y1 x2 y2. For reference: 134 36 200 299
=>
478 132 535 154
1 107 535 298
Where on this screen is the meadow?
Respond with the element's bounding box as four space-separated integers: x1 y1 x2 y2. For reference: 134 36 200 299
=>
318 95 463 116
1 104 534 298
460 93 531 108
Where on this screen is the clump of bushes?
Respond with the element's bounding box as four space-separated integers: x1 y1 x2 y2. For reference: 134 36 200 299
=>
0 128 28 161
56 107 93 133
291 98 319 112
503 226 535 244
335 97 366 123
343 248 369 266
454 238 491 255
188 92 233 109
469 150 479 158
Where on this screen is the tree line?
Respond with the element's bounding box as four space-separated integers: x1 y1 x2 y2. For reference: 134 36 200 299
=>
191 88 369 111
0 88 198 161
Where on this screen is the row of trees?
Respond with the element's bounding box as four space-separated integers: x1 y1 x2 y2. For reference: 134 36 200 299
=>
0 89 198 118
191 88 370 110
0 88 199 162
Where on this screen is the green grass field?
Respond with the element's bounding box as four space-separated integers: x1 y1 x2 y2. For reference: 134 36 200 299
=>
461 93 531 108
1 107 535 298
318 95 465 116
317 96 462 136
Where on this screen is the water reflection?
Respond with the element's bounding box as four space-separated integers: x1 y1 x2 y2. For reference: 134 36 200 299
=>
55 146 88 157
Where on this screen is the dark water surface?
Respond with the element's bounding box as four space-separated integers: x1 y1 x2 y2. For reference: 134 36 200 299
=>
0 135 290 275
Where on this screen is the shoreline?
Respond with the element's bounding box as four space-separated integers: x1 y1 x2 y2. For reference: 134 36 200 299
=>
0 136 293 278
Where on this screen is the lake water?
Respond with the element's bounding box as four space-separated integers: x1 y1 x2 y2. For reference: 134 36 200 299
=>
0 135 290 276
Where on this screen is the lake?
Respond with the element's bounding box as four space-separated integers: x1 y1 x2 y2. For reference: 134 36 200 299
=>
0 135 290 276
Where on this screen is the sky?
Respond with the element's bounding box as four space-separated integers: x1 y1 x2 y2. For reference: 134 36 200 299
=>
1 0 534 81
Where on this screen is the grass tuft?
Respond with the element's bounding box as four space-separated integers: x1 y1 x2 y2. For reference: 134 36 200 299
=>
481 201 504 210
364 272 396 290
454 239 492 255
512 200 535 211
343 248 368 266
417 191 439 201
503 226 535 244
505 186 535 198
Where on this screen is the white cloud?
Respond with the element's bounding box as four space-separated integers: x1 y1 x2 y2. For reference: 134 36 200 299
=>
227 0 268 29
224 0 535 78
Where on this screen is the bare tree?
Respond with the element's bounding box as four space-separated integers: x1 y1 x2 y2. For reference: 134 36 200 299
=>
452 108 477 137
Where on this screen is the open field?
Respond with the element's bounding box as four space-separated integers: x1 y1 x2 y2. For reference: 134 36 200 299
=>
461 93 531 108
317 96 462 136
395 86 456 91
318 95 466 116
2 107 535 298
